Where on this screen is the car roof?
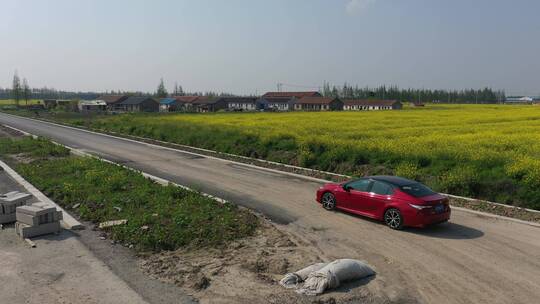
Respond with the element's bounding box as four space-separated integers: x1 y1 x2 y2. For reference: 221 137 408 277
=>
365 175 417 187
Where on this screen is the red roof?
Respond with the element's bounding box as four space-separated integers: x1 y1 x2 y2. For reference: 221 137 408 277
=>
174 96 200 103
296 97 338 105
343 99 400 107
263 91 321 99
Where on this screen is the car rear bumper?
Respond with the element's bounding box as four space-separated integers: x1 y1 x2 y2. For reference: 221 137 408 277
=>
404 209 451 227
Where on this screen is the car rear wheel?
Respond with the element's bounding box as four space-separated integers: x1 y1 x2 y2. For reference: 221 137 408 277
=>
321 193 336 211
384 208 403 230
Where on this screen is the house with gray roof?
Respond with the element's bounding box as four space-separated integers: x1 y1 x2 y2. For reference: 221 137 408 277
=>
117 97 159 112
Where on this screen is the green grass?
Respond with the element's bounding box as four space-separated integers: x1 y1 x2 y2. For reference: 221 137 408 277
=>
0 99 42 105
0 137 70 158
0 137 258 251
3 104 540 210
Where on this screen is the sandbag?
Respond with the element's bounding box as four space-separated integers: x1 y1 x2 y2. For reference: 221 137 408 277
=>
296 259 374 296
279 263 328 289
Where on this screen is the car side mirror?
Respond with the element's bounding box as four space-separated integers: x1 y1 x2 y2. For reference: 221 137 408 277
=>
343 185 351 192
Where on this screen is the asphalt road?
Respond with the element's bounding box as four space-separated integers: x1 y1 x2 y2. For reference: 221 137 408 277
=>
1 112 539 304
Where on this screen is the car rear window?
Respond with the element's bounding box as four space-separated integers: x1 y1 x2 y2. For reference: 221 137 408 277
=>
370 181 394 195
400 183 436 197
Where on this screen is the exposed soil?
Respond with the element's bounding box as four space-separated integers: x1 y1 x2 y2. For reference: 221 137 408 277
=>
139 220 381 304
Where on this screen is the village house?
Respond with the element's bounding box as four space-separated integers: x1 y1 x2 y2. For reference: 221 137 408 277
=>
42 99 57 109
41 99 76 110
262 91 322 99
159 98 178 112
257 97 296 111
192 97 227 112
343 99 403 111
294 97 343 111
116 97 159 112
78 100 107 113
222 97 258 111
97 95 129 111
174 96 200 112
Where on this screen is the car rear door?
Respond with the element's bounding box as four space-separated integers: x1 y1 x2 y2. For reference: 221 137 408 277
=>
365 181 394 215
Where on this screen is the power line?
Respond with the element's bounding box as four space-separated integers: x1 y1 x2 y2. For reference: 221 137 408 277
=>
277 82 321 90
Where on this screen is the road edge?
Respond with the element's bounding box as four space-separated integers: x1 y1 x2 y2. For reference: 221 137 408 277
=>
0 159 84 230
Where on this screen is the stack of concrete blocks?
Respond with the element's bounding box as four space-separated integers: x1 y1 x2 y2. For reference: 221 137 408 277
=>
15 202 62 238
0 191 32 224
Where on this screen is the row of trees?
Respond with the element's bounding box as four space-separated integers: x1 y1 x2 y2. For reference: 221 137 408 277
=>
3 72 506 104
155 78 234 98
10 71 32 105
321 83 506 103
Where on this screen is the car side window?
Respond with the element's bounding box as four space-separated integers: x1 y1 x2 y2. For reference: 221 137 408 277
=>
347 179 371 192
370 181 394 195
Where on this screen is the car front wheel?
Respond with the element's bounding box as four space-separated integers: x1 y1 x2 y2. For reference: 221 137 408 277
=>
321 193 336 211
384 208 403 230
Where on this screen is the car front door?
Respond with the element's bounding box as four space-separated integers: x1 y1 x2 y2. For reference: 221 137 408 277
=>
337 179 372 213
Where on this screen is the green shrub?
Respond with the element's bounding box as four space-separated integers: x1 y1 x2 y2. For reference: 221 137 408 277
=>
395 162 421 180
437 166 480 196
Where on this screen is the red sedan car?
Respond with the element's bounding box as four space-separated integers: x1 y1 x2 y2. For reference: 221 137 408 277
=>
316 176 450 229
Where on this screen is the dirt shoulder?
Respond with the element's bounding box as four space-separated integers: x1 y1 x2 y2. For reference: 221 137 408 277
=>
139 219 382 304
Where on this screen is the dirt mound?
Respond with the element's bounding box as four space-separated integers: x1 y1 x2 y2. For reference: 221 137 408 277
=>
139 221 380 304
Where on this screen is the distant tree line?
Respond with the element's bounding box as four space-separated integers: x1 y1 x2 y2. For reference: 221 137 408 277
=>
1 87 100 102
322 83 506 104
154 78 234 98
2 71 505 104
0 75 233 102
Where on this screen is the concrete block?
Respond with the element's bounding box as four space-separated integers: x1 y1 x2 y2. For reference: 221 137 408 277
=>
16 204 56 217
16 210 62 226
16 221 61 238
0 200 26 215
0 191 32 205
16 212 38 226
0 213 16 224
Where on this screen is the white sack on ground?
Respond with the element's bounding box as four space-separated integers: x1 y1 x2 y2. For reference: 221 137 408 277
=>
296 259 375 296
279 263 328 289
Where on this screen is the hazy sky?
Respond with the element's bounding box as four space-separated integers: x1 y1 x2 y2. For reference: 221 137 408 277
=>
1 0 539 95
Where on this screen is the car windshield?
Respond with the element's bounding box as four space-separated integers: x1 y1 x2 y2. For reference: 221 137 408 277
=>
400 183 436 197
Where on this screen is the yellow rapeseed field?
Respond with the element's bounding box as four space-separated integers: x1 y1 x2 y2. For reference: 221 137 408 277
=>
70 104 540 208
